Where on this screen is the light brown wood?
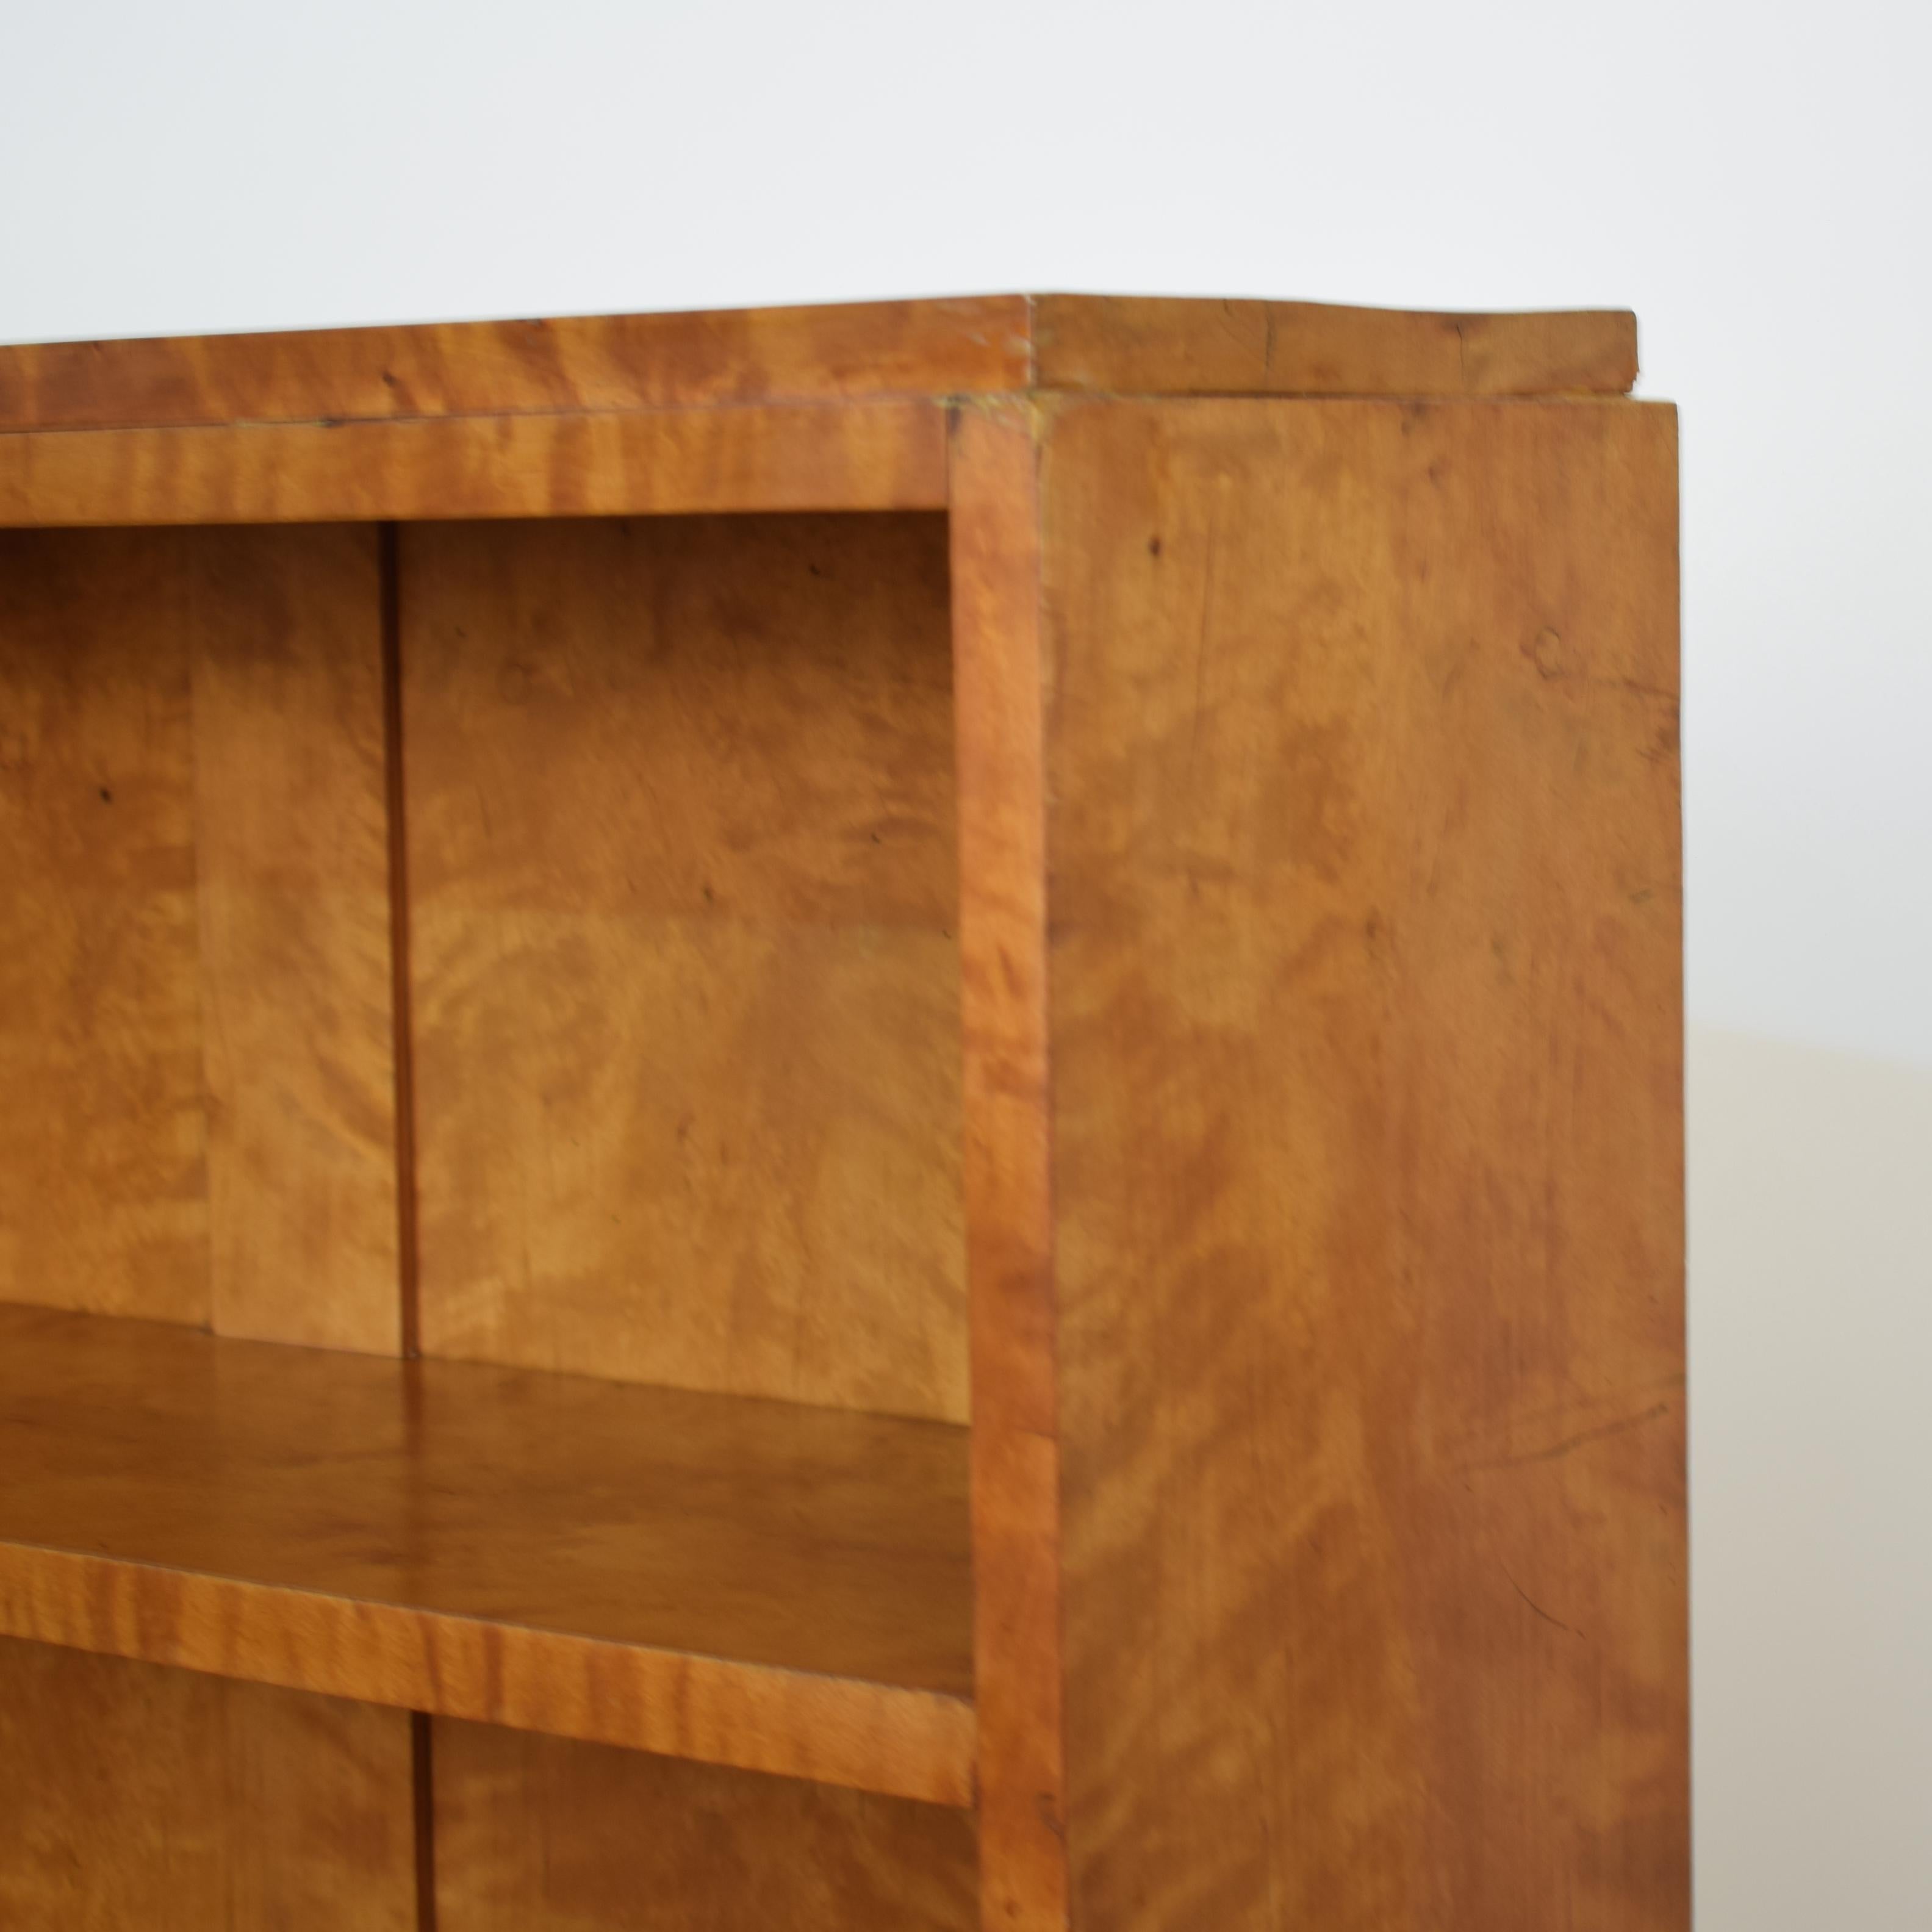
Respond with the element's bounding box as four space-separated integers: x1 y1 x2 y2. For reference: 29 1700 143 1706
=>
0 1301 974 1805
0 530 207 1323
947 403 1069 1932
1031 295 1638 397
0 401 949 526
433 1722 978 1931
0 526 395 1347
189 525 399 1352
1040 395 1686 1930
0 1637 414 1930
0 537 406 1932
0 296 1633 443
405 512 968 1422
0 296 1034 431
0 293 1685 1930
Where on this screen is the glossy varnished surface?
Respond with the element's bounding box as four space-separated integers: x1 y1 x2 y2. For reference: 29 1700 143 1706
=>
0 1303 975 1803
1041 395 1686 1929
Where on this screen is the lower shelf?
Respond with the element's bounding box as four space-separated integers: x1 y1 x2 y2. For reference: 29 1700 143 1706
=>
0 1302 974 1806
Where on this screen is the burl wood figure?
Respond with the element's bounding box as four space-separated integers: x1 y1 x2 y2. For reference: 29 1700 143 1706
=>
0 296 1686 1931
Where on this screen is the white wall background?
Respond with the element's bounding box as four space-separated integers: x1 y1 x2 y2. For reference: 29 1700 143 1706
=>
4 1 1928 1921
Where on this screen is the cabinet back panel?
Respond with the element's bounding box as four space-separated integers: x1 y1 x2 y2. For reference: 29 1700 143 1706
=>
0 530 204 1321
432 1720 977 1932
0 1637 414 1931
0 527 397 1351
404 514 966 1422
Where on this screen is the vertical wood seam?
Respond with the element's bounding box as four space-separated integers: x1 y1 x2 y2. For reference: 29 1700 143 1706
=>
410 1709 439 1932
379 522 422 1361
182 536 218 1334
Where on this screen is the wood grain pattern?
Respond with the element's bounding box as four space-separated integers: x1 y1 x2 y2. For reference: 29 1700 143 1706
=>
1041 395 1686 1930
0 527 398 1349
947 404 1069 1932
0 296 1033 431
0 1637 414 1931
189 526 398 1352
0 296 1634 440
433 1722 978 1931
405 513 967 1423
0 401 948 527
0 1302 974 1805
0 531 208 1323
0 526 409 1927
1032 296 1638 398
0 292 1686 1931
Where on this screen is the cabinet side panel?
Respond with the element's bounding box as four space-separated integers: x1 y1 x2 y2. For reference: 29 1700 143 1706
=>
0 1637 415 1930
405 514 966 1421
190 525 400 1352
1044 398 1686 1931
0 531 209 1321
432 1720 977 1932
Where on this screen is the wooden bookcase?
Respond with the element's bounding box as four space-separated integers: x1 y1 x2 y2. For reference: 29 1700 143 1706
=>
0 296 1687 1931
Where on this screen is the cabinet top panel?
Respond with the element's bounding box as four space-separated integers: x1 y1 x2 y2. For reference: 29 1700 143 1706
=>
0 295 1637 434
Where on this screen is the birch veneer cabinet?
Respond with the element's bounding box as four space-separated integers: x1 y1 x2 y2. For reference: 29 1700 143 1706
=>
0 295 1687 1932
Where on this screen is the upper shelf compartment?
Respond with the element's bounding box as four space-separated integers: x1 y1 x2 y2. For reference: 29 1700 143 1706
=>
0 1302 975 1807
400 512 968 1428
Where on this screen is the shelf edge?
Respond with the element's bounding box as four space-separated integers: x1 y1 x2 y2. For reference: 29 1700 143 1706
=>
0 399 950 526
0 1540 976 1808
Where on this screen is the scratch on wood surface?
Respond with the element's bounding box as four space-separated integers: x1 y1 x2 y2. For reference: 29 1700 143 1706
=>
1503 1566 1578 1637
1462 1401 1673 1475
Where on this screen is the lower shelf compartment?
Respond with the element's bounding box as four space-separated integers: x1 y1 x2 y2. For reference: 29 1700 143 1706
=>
0 1302 974 1806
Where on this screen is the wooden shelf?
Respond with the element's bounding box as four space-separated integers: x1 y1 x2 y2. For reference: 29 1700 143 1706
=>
0 1302 974 1806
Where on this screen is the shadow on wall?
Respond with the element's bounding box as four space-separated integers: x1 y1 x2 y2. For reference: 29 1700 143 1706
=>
1689 1025 1932 1932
